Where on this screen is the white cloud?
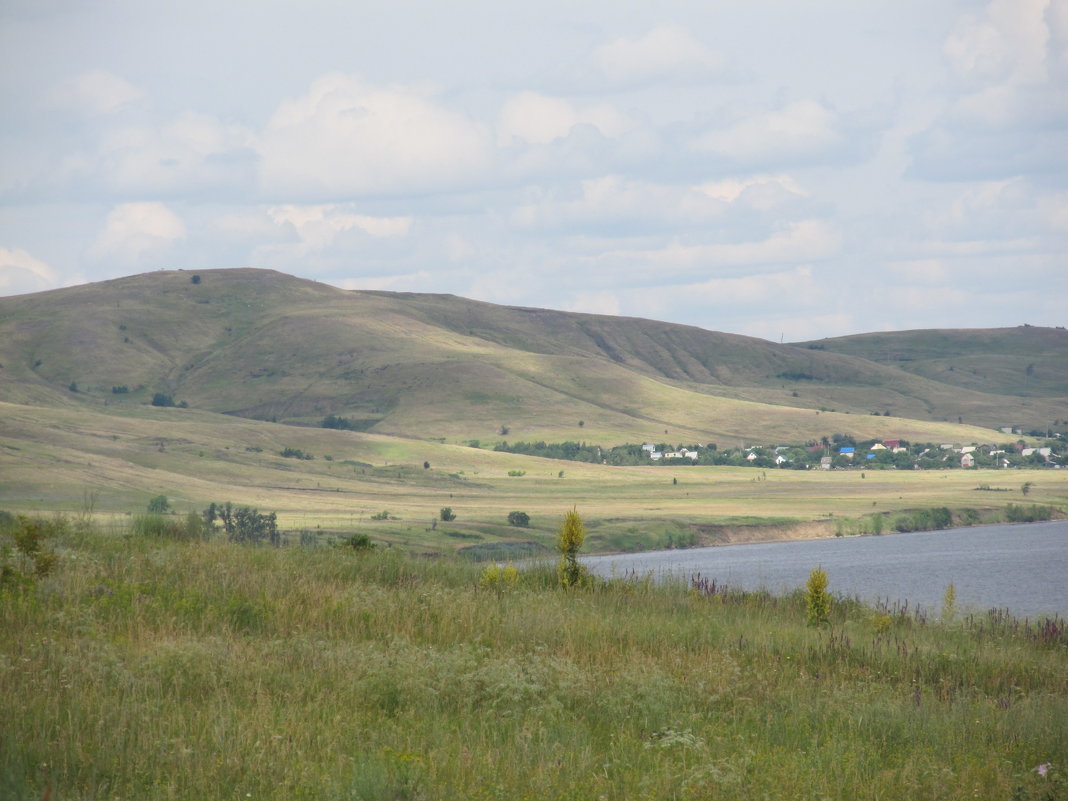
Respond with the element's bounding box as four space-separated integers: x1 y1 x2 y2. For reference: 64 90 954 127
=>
512 175 728 231
0 246 58 294
596 219 840 273
64 112 256 196
692 100 844 165
911 0 1068 179
267 204 412 249
91 202 186 264
944 0 1049 87
497 92 634 146
46 70 143 115
592 24 725 86
259 73 492 198
697 174 809 211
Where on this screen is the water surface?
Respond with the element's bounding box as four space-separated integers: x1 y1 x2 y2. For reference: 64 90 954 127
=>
583 520 1068 618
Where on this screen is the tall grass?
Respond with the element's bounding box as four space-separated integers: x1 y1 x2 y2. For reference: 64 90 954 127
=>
1 516 1065 800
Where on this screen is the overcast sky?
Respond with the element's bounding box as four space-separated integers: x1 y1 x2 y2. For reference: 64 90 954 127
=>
1 0 1065 341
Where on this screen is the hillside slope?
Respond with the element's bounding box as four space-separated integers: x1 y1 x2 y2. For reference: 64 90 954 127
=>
0 268 1063 443
799 327 1068 400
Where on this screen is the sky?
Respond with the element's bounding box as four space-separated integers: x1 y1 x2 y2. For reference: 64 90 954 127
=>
1 0 1066 341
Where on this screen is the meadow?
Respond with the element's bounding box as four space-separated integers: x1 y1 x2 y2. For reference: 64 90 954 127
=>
3 399 1067 557
1 514 1066 800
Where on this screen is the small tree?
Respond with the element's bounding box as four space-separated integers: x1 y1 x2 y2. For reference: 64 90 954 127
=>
147 494 170 514
805 567 831 626
507 511 530 527
556 507 587 588
440 507 456 522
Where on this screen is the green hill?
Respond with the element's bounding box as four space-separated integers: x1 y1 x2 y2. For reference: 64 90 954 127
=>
1 268 1064 444
798 327 1068 400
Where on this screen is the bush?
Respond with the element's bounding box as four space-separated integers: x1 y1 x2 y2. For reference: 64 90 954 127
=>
1005 504 1055 523
556 508 587 588
205 502 279 545
440 507 456 522
479 563 519 595
507 511 530 527
805 567 831 626
151 392 175 407
1 516 58 589
343 533 375 551
280 448 313 460
147 494 170 514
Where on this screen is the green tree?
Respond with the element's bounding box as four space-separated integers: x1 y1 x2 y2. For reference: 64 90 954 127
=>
440 507 456 522
556 507 587 588
147 494 170 514
507 511 530 527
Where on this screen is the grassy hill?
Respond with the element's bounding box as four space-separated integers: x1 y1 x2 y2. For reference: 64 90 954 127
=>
1 268 1064 444
799 326 1068 402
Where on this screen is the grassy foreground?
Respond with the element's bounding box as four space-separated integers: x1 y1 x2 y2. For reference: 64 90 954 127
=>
2 518 1067 801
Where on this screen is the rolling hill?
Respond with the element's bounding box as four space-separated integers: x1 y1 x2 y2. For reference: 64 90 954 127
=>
1 268 1064 447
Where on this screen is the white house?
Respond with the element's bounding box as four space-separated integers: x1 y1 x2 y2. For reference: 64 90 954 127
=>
961 453 976 468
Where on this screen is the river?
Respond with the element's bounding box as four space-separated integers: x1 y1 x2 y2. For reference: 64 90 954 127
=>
582 519 1068 619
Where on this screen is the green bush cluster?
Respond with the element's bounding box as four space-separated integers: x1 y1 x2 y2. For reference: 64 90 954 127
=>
893 507 953 533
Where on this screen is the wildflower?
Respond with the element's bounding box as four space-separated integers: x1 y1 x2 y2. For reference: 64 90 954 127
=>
1036 763 1051 777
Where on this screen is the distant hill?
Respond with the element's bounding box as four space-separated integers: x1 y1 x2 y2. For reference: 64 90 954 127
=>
796 327 1068 399
0 268 1064 445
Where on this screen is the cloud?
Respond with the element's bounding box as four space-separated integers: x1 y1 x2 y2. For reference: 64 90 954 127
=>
592 219 840 279
909 0 1068 180
497 92 634 146
258 73 492 199
692 100 846 167
267 204 412 249
512 175 728 232
46 70 143 115
592 24 725 86
61 112 257 197
0 246 58 294
90 202 186 264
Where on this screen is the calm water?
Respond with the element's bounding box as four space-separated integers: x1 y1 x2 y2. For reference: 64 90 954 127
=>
582 520 1068 619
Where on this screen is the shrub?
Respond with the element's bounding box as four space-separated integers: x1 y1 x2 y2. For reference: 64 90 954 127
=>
556 507 587 588
147 494 170 514
1 516 58 589
370 510 391 521
1005 504 1055 523
805 567 831 626
205 502 279 545
343 533 375 551
280 447 313 460
479 563 519 595
507 511 530 527
440 507 456 522
151 392 175 407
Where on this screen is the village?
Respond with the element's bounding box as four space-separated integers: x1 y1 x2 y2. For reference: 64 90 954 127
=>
642 433 1065 471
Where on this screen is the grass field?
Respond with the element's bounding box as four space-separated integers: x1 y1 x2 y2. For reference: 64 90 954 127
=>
1 517 1066 800
2 400 1067 556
